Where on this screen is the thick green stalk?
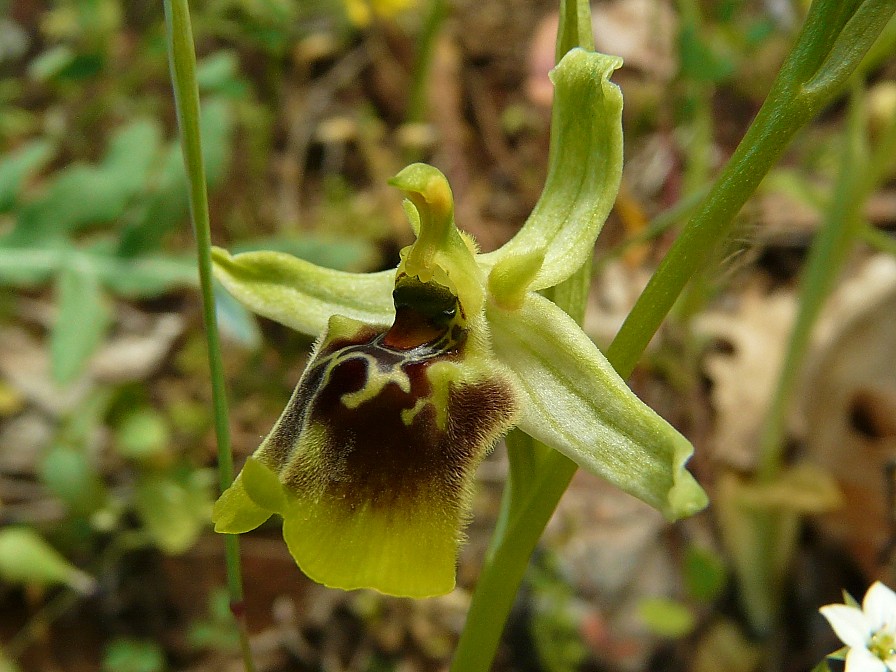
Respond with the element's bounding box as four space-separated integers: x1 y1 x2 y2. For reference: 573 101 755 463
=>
451 2 895 670
163 3 255 671
606 0 896 376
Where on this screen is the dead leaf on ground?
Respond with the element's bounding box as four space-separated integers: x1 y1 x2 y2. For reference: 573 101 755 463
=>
803 255 896 576
696 284 797 469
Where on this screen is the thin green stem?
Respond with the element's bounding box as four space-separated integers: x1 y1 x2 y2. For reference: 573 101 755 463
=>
407 0 448 125
756 89 864 481
163 3 255 671
593 187 708 274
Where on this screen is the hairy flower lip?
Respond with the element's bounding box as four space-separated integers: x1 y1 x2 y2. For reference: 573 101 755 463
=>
212 47 708 597
214 309 518 597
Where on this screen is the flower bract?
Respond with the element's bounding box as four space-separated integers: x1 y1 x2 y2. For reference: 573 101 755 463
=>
821 581 896 672
211 48 707 597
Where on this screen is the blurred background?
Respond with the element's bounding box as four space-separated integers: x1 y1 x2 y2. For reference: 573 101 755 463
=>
0 1 895 670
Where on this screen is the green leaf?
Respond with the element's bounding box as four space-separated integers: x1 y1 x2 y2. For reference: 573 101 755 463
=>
116 147 188 255
827 646 848 661
0 242 196 296
684 544 727 603
102 638 166 672
0 242 66 286
100 120 164 194
478 49 623 291
135 467 213 555
114 409 171 460
5 120 162 245
50 259 111 384
196 50 244 96
638 597 696 638
0 139 54 212
0 527 94 592
87 251 197 297
211 247 395 337
40 444 107 515
487 292 707 521
117 99 232 255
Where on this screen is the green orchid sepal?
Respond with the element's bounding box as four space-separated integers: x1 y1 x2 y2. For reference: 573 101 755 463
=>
487 291 707 520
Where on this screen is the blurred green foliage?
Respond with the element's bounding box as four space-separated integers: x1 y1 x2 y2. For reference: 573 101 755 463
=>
102 638 166 672
0 0 390 665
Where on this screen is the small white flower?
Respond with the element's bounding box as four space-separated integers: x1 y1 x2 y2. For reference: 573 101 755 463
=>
820 581 896 672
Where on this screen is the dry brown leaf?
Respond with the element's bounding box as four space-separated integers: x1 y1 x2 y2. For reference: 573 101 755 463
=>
696 285 797 469
803 255 896 576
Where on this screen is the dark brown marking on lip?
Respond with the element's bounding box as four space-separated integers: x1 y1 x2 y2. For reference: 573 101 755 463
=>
258 325 383 472
259 267 516 524
281 343 517 519
258 359 328 472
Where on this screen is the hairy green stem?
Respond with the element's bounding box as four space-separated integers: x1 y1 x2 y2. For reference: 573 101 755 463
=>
452 1 895 669
163 3 255 671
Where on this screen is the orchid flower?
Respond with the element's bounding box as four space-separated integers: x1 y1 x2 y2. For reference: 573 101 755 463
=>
210 48 707 598
821 582 896 672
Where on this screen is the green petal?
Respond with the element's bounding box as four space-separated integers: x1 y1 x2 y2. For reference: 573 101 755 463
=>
479 49 623 290
487 292 707 521
212 472 273 533
212 247 395 336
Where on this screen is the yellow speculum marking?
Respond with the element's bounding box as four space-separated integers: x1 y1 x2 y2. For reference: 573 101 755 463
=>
400 398 430 426
340 354 411 410
424 360 465 431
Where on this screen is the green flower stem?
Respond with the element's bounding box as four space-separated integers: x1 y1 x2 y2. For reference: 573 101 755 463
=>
452 2 894 669
452 441 576 670
606 0 896 376
163 3 255 671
